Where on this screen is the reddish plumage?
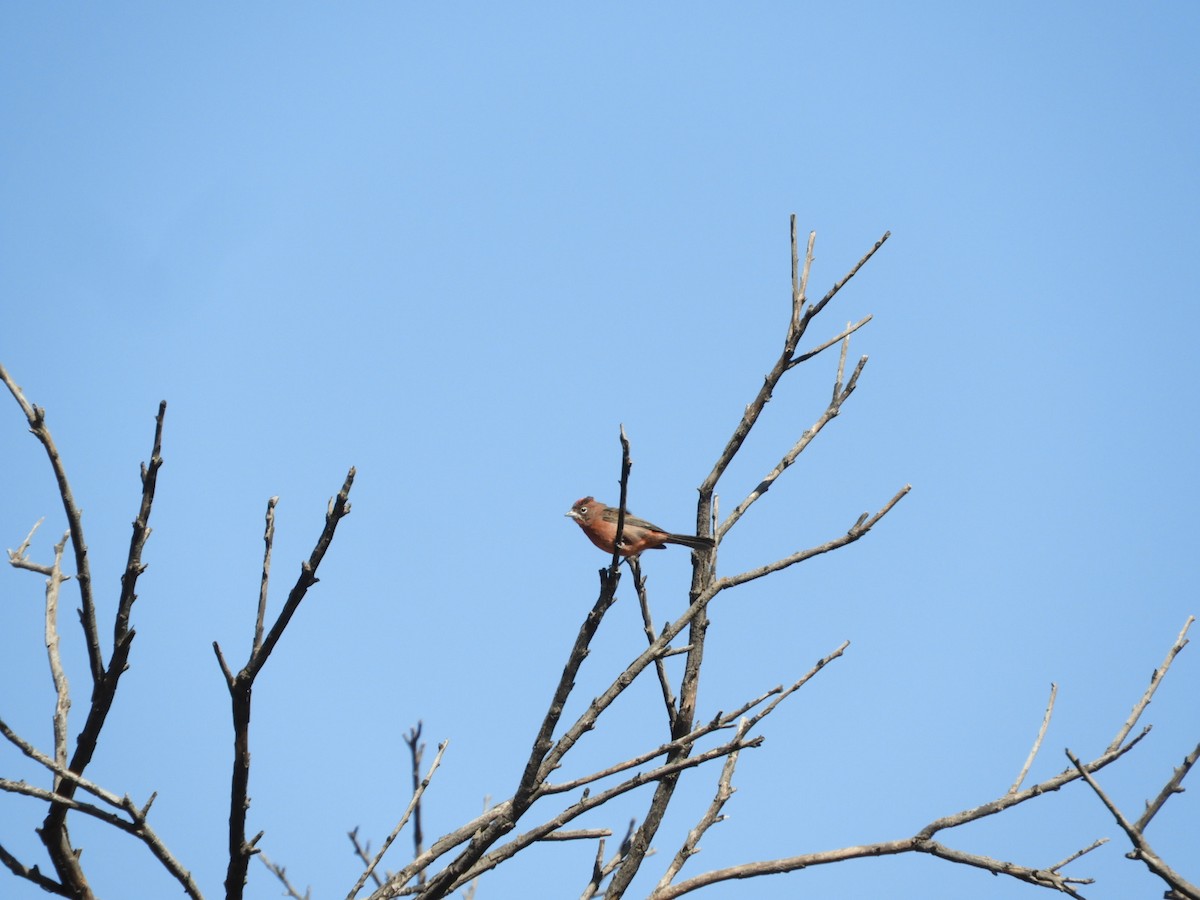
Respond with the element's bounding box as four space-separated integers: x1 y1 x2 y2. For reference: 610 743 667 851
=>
565 496 714 557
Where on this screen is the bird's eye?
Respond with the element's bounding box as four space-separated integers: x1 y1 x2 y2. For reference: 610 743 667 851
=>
578 506 588 515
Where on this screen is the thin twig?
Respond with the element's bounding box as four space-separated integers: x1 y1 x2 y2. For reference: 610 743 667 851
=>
918 728 1149 841
4 777 206 900
787 315 874 368
609 425 633 575
0 718 123 807
254 497 278 654
1 779 136 833
348 828 384 889
7 517 50 573
0 841 70 896
541 716 743 797
114 400 166 646
542 829 613 841
259 852 311 900
0 362 103 685
1136 739 1200 832
807 230 891 323
1108 615 1192 752
699 223 817 498
1049 838 1109 873
580 836 607 900
633 557 678 731
372 802 513 896
580 821 637 900
656 720 751 889
918 841 1088 898
1010 683 1057 794
349 741 447 900
246 470 356 681
719 340 868 540
0 773 202 899
716 484 911 591
744 642 850 729
44 532 73 783
404 723 427 879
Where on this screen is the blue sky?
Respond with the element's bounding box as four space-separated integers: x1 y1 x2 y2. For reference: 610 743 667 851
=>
1 4 1197 899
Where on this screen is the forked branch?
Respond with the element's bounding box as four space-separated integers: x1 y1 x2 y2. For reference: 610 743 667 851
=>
1067 748 1200 900
1 378 169 898
0 362 104 685
652 617 1192 899
216 468 356 900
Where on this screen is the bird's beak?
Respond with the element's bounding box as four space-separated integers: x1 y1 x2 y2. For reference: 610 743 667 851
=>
565 509 579 520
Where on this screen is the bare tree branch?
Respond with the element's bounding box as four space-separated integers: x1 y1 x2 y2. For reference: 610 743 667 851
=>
402 433 637 900
403 723 427 880
698 224 889 508
0 362 104 685
13 219 1188 900
1048 838 1109 873
743 642 849 730
918 728 1149 841
1108 614 1192 753
917 841 1089 897
0 384 170 898
415 640 849 898
219 468 356 900
609 424 633 574
656 719 750 890
650 621 1195 900
1136 739 1200 832
808 230 892 323
1 721 199 898
0 842 70 896
650 731 1140 900
632 556 678 731
1067 749 1200 900
259 852 311 900
719 328 872 540
0 768 201 899
1 718 125 808
7 518 52 574
580 822 637 900
348 741 448 900
580 836 609 900
114 400 165 646
372 635 841 899
1 779 138 835
43 532 73 783
1011 682 1057 794
787 315 874 368
715 484 911 592
699 223 814 499
245 472 356 682
254 496 278 655
424 735 764 897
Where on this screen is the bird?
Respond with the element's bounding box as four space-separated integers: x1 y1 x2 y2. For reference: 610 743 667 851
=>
566 496 715 557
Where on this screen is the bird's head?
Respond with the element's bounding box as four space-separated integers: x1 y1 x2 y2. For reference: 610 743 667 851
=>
565 496 597 522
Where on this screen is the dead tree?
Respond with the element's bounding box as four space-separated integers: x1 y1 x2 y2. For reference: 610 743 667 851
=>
2 219 1195 900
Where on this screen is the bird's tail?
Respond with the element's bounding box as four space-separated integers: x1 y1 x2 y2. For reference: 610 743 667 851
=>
663 533 715 551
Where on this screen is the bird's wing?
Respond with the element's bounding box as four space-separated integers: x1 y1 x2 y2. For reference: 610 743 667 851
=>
604 509 663 533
